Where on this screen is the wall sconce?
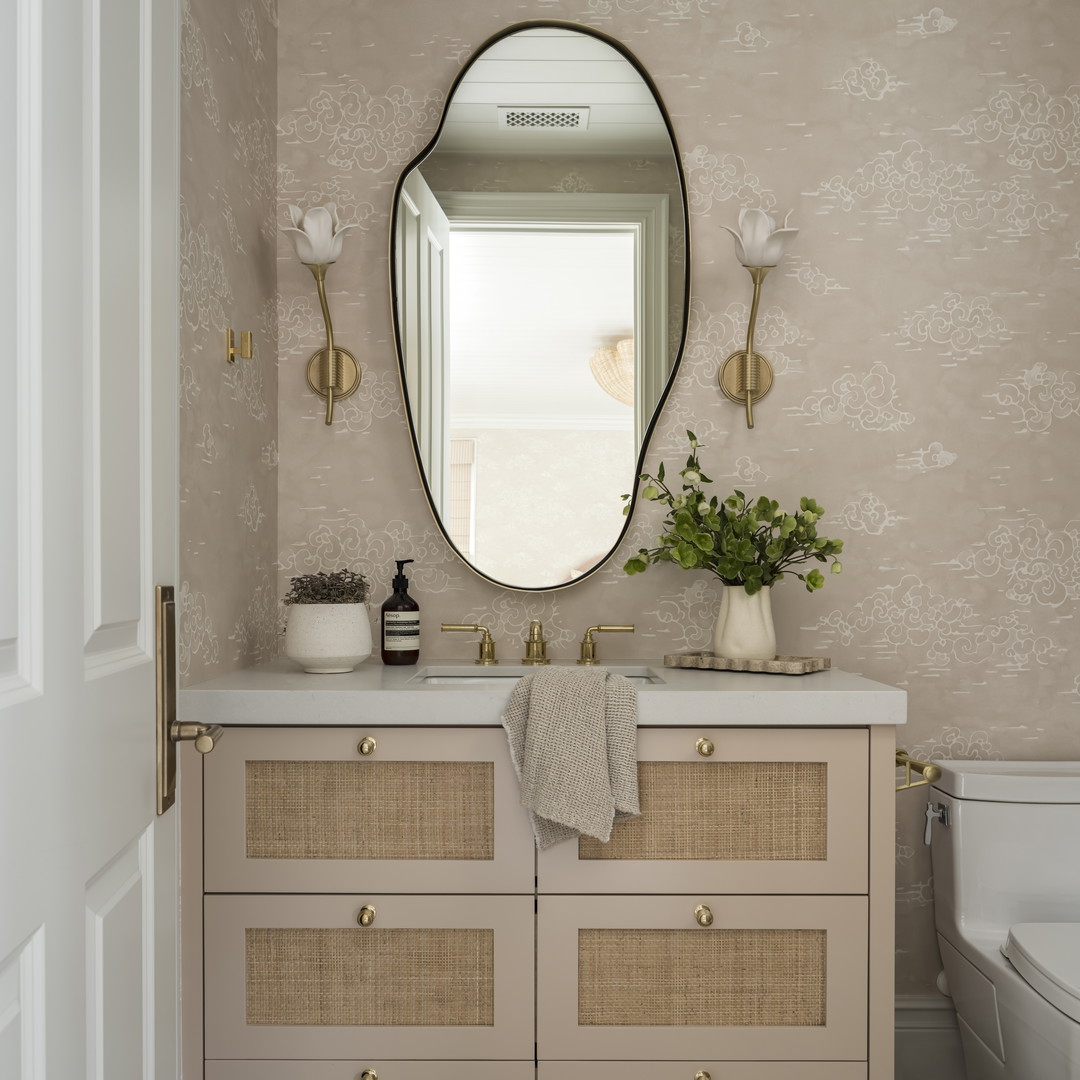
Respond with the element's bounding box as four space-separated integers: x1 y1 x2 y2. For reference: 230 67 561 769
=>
284 204 360 426
588 337 634 406
718 209 799 429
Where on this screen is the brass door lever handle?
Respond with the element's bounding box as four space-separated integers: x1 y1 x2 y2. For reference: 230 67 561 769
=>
170 722 224 755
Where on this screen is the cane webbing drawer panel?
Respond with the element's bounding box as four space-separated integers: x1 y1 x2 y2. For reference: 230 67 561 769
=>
245 927 493 1026
578 760 827 862
578 928 826 1027
245 760 494 861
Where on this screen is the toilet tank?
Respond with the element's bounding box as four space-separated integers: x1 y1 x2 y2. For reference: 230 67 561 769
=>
929 761 1080 939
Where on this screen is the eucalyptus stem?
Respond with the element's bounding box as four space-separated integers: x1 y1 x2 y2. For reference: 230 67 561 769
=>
623 431 844 593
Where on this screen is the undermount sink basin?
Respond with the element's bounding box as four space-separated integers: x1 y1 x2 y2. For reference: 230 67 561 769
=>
411 665 665 686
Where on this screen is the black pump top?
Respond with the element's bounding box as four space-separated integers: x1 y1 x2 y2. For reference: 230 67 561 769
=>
392 559 414 592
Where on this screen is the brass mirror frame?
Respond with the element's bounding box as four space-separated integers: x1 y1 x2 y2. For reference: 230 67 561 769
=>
388 19 692 592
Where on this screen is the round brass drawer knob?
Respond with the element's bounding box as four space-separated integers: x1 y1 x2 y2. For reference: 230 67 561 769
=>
695 737 714 758
694 904 713 927
358 737 377 756
695 1072 712 1080
360 1071 378 1080
357 905 376 927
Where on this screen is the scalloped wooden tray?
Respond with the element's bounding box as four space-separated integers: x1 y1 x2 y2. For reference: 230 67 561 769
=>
663 652 831 675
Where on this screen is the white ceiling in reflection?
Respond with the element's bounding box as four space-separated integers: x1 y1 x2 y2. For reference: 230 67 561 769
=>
437 27 670 157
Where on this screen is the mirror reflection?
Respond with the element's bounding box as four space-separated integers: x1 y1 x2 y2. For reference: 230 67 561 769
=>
392 24 688 590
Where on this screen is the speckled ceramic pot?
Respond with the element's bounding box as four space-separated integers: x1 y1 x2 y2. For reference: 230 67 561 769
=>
284 602 372 673
713 586 776 661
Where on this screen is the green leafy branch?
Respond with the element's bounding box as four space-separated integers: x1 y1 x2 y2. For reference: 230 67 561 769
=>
622 431 844 594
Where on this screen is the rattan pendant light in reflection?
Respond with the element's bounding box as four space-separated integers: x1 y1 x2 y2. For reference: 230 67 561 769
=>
588 338 635 406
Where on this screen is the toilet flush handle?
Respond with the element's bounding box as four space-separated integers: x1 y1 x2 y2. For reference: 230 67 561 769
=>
924 801 951 846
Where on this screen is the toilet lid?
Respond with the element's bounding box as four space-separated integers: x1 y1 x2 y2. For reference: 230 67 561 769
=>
1003 923 1080 1023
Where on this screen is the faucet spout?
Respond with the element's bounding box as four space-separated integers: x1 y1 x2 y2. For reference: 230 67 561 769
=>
522 620 551 665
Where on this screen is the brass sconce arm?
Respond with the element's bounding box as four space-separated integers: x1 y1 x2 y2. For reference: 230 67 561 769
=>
719 265 774 431
304 262 360 426
742 265 769 429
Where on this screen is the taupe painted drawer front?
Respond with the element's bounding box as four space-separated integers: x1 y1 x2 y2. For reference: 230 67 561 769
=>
539 727 868 894
539 1063 867 1079
204 727 534 893
206 1063 535 1079
204 894 534 1061
537 894 868 1061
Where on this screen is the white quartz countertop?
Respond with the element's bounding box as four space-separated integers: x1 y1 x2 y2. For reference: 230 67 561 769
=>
179 657 906 727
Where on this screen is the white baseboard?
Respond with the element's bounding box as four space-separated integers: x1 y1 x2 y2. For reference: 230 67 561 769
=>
895 993 967 1080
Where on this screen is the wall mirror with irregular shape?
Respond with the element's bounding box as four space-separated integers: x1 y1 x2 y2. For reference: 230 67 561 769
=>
391 21 689 591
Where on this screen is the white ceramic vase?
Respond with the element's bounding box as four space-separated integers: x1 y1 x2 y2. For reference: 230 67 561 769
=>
713 585 776 661
284 602 372 673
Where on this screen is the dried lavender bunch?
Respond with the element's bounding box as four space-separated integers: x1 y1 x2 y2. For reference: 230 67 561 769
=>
282 569 370 605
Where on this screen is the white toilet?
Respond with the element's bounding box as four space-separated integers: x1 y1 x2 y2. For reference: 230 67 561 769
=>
928 760 1080 1079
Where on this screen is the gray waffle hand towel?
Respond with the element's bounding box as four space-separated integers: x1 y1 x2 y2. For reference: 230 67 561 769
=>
500 666 639 849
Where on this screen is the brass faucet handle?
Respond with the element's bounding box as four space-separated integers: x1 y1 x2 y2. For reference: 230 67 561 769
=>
521 619 550 665
577 624 636 665
440 623 498 665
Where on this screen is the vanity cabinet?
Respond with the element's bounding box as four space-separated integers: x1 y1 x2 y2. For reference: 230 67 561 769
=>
196 722 894 1080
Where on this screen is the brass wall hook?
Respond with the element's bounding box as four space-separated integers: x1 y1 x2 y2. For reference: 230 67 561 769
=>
225 328 252 364
719 265 773 429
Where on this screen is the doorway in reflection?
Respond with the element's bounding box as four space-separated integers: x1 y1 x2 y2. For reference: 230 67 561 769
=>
447 227 635 584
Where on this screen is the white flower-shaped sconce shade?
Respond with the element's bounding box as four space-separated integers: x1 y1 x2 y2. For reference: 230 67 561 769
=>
284 203 361 426
721 208 799 268
284 204 356 265
718 208 799 429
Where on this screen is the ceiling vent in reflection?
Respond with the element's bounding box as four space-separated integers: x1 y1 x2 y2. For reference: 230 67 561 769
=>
497 106 590 130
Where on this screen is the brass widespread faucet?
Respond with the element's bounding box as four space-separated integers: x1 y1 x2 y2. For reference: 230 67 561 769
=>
440 623 498 665
578 624 635 665
521 620 550 665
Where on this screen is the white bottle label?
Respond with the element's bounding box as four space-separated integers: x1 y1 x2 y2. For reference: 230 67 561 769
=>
383 610 420 650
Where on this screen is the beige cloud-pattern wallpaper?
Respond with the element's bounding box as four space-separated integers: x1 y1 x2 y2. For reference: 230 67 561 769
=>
180 0 279 684
180 0 1080 996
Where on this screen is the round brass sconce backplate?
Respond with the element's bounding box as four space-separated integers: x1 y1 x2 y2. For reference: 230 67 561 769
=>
718 350 774 406
305 347 361 402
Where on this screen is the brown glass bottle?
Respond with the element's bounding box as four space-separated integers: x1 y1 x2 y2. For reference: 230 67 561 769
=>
381 559 420 664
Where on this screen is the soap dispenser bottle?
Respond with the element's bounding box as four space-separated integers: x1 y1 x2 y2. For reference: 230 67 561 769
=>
381 559 420 665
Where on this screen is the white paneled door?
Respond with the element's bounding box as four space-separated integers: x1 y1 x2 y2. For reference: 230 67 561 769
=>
0 0 180 1078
